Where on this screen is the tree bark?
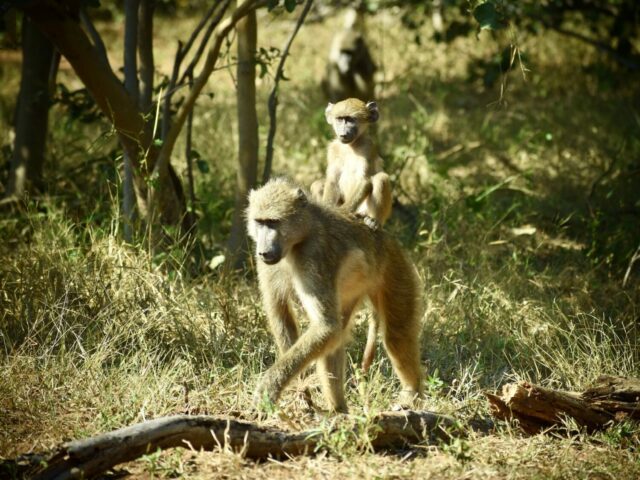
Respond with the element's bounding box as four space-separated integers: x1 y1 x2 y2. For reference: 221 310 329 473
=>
6 16 55 198
486 376 640 434
138 0 155 114
33 410 458 480
226 4 259 269
123 0 140 242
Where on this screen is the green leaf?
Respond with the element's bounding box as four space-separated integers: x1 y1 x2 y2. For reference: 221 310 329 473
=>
196 159 210 174
284 0 297 13
473 2 507 31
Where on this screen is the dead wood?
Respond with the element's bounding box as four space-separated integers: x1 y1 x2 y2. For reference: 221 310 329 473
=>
33 410 459 480
486 375 640 434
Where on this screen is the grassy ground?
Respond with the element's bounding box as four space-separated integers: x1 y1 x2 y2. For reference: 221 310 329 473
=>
2 6 640 478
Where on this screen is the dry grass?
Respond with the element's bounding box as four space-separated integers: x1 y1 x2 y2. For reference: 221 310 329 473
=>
2 6 640 479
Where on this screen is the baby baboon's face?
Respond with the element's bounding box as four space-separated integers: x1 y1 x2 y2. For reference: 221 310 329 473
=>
332 115 360 144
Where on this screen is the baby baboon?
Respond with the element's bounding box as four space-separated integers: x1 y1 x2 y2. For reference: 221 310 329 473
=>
321 8 376 103
247 178 423 413
312 98 392 229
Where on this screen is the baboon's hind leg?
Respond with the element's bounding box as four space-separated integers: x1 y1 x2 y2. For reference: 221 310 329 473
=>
375 289 423 400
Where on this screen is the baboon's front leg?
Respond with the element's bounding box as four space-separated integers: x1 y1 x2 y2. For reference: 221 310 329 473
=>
262 289 299 355
254 315 341 406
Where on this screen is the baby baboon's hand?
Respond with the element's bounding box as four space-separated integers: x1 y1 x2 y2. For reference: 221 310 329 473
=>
362 215 380 231
355 213 380 231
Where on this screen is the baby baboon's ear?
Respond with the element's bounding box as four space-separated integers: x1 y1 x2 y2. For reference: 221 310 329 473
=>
325 103 335 124
295 188 308 205
366 101 379 123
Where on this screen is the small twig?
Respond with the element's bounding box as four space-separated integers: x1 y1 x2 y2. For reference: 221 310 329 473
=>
622 243 640 288
263 0 314 184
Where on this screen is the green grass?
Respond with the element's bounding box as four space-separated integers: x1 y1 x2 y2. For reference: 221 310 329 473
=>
2 8 640 479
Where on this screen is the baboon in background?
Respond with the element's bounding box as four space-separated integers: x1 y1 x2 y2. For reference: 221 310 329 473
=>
321 8 376 103
311 97 393 371
247 178 423 413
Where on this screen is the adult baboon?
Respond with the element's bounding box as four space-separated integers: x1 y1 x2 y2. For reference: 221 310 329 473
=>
321 8 376 103
247 178 423 413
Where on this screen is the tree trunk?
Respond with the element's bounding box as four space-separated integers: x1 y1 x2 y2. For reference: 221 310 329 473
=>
486 376 640 434
6 16 55 198
33 410 458 480
226 5 258 269
22 1 187 232
123 0 140 242
137 0 155 114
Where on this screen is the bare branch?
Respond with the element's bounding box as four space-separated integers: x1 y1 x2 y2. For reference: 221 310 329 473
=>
34 411 458 480
263 0 314 184
153 0 265 186
179 0 232 86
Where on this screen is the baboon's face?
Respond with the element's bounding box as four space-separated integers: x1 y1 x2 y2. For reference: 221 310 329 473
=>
250 219 285 265
325 99 378 145
332 115 361 144
247 180 309 266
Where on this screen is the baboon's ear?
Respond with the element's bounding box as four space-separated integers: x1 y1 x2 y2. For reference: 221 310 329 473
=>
294 188 308 205
366 101 379 123
325 103 335 124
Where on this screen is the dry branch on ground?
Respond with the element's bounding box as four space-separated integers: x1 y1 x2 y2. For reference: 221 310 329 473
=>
486 375 640 434
32 410 460 480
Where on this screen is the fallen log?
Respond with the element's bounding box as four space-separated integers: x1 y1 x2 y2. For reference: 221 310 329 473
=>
33 410 459 480
486 375 640 434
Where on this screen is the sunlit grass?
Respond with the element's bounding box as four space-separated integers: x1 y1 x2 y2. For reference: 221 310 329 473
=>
1 7 640 479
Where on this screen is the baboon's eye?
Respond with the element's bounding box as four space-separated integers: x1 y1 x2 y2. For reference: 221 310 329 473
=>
257 219 279 228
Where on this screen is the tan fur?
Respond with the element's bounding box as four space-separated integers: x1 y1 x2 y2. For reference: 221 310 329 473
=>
247 179 423 413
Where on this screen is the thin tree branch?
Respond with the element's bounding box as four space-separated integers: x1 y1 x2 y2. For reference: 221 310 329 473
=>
153 0 265 186
185 72 196 209
162 0 228 140
179 0 232 86
622 243 640 288
79 8 109 67
263 0 314 184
